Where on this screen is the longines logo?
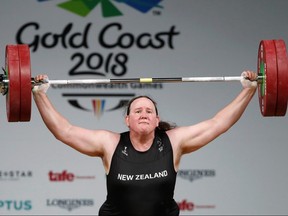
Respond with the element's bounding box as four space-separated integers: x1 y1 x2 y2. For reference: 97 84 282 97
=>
177 169 215 182
46 199 94 211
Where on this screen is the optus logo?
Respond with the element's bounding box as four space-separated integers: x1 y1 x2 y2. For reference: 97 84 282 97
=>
0 200 32 211
37 0 164 17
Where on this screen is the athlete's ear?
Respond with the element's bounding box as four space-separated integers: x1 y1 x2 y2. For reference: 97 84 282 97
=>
125 115 130 127
156 115 160 127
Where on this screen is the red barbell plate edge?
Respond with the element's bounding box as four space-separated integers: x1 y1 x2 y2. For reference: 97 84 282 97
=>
18 44 32 121
5 45 21 122
273 39 288 116
257 40 278 116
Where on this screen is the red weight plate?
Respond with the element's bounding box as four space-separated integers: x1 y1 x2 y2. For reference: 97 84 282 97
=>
273 39 288 116
5 45 21 122
257 40 278 116
18 44 32 121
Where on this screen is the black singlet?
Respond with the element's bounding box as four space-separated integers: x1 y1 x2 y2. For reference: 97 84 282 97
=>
98 130 179 216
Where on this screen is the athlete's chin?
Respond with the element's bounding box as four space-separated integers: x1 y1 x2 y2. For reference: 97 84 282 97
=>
138 126 155 134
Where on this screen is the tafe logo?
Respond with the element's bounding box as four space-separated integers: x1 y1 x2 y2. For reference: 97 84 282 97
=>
49 170 95 182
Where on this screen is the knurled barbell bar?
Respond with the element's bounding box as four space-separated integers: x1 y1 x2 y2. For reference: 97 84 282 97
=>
1 39 288 122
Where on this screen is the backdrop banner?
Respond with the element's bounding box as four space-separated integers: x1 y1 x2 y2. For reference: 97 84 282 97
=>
0 0 288 215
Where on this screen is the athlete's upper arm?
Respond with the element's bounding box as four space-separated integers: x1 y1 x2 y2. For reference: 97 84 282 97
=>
57 126 120 157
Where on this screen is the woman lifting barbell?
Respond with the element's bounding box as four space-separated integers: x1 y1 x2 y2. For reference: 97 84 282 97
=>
32 71 257 216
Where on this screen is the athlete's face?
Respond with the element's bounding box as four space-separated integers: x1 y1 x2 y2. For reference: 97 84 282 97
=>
125 97 159 134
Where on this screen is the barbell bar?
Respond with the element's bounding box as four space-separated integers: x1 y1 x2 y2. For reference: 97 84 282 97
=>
1 39 288 122
33 76 262 85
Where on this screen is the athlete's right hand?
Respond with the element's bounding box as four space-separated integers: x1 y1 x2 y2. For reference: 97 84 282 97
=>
32 74 50 93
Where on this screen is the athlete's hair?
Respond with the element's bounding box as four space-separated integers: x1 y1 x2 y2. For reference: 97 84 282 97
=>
126 95 177 131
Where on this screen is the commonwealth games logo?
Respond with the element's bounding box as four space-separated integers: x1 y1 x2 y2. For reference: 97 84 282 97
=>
38 0 164 17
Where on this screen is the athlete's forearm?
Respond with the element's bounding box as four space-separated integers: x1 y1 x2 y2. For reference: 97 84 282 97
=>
33 92 72 140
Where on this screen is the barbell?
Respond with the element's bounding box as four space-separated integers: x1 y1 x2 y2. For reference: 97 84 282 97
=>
1 39 288 122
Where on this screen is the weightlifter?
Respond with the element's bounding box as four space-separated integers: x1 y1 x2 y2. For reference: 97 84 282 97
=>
32 71 257 216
